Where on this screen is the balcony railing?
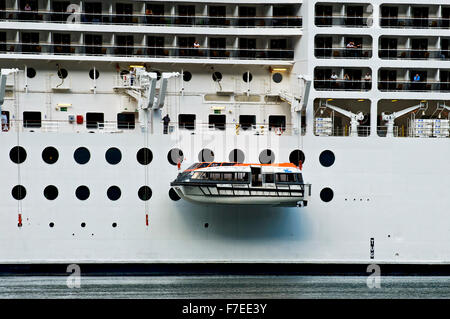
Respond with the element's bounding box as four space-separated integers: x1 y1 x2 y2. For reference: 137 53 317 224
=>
0 42 295 60
0 10 302 28
378 81 450 92
315 15 371 27
314 79 372 91
315 47 372 59
379 49 450 60
380 17 450 29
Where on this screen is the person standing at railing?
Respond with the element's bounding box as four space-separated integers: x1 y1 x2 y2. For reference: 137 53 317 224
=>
330 72 338 89
343 73 351 89
24 3 32 20
364 72 372 90
163 114 170 134
1 112 8 132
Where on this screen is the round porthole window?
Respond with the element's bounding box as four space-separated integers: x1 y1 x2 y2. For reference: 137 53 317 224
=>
44 185 59 200
105 147 122 165
319 150 335 167
289 150 305 166
12 185 26 200
75 186 90 201
57 68 68 79
107 186 121 201
259 149 275 164
243 72 253 83
42 147 59 164
320 187 334 202
27 68 36 79
183 71 192 82
272 73 283 83
212 72 222 82
89 69 100 80
10 146 27 164
137 148 153 165
74 147 90 165
198 149 214 162
228 149 245 163
169 188 181 201
138 186 152 201
167 148 183 166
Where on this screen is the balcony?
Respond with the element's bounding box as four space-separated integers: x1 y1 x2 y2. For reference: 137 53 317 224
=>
315 15 371 27
0 10 302 28
314 68 372 91
378 81 450 92
380 17 450 29
379 49 450 60
0 42 294 61
315 47 372 59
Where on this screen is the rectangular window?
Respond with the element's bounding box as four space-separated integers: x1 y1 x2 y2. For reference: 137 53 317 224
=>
264 174 275 183
23 111 41 128
116 3 133 24
117 113 135 129
147 36 165 56
116 35 134 55
178 114 196 130
239 115 256 130
268 115 286 131
85 34 102 55
53 33 71 54
85 2 102 23
276 173 296 183
86 112 104 129
209 114 226 130
51 1 70 21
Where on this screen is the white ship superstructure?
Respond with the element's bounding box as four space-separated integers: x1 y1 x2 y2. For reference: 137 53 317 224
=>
0 0 449 269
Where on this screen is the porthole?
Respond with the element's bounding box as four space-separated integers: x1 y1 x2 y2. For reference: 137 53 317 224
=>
138 186 152 201
320 187 334 202
319 150 335 167
204 223 209 228
289 150 305 166
74 147 90 165
272 73 283 83
81 222 86 228
137 148 153 165
42 147 59 164
9 146 27 164
105 147 122 165
167 148 183 166
44 185 58 200
228 149 245 163
112 223 117 228
259 149 275 164
12 185 26 200
27 67 36 79
243 72 253 83
183 71 192 82
107 186 121 201
49 222 54 228
212 72 222 82
57 68 68 79
89 69 100 80
169 188 181 201
198 148 214 162
75 186 90 201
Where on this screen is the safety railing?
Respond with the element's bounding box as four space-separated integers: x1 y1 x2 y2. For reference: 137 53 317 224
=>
0 10 302 28
315 16 371 27
314 123 371 137
314 79 372 91
376 126 399 137
0 42 294 60
3 119 136 133
170 122 297 136
315 47 372 59
380 17 450 29
377 81 450 92
379 49 450 60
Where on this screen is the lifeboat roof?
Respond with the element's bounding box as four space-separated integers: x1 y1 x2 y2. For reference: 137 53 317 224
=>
184 162 301 172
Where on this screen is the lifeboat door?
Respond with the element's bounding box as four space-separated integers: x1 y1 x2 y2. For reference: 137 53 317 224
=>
251 167 262 187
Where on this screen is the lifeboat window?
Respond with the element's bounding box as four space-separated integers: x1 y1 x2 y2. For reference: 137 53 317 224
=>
209 173 222 180
296 174 304 183
197 162 211 168
264 174 275 183
187 163 201 170
192 172 207 179
236 173 249 182
209 163 221 167
221 163 236 166
223 173 233 181
276 173 296 183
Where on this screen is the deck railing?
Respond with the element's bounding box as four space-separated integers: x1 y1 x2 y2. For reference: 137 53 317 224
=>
380 17 450 29
315 47 372 59
379 49 450 60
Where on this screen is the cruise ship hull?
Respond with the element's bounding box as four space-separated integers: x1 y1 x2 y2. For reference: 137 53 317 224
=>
1 131 449 266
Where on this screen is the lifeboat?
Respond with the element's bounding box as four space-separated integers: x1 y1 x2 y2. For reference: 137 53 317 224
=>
170 162 311 207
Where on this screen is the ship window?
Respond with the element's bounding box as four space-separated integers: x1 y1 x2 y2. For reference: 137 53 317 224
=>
117 113 135 129
268 115 286 130
86 112 104 129
187 163 201 170
197 163 211 168
209 114 226 130
236 173 249 182
27 67 36 78
75 186 90 200
223 173 233 181
167 148 183 165
12 185 26 200
221 163 236 166
209 163 221 167
264 174 275 183
169 188 181 201
89 69 100 80
44 185 58 200
239 115 256 130
229 149 245 163
10 146 27 164
179 114 196 130
212 72 222 82
23 111 41 128
289 149 305 166
74 147 90 165
192 172 207 179
138 186 152 201
243 72 253 83
183 71 192 82
259 149 275 164
42 146 59 164
198 149 214 162
296 174 304 183
137 148 153 165
105 147 122 165
276 173 296 183
57 68 68 79
319 150 335 167
320 187 334 202
272 73 283 83
107 186 121 201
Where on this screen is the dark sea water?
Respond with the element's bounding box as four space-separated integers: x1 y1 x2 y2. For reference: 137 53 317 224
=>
0 276 449 299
